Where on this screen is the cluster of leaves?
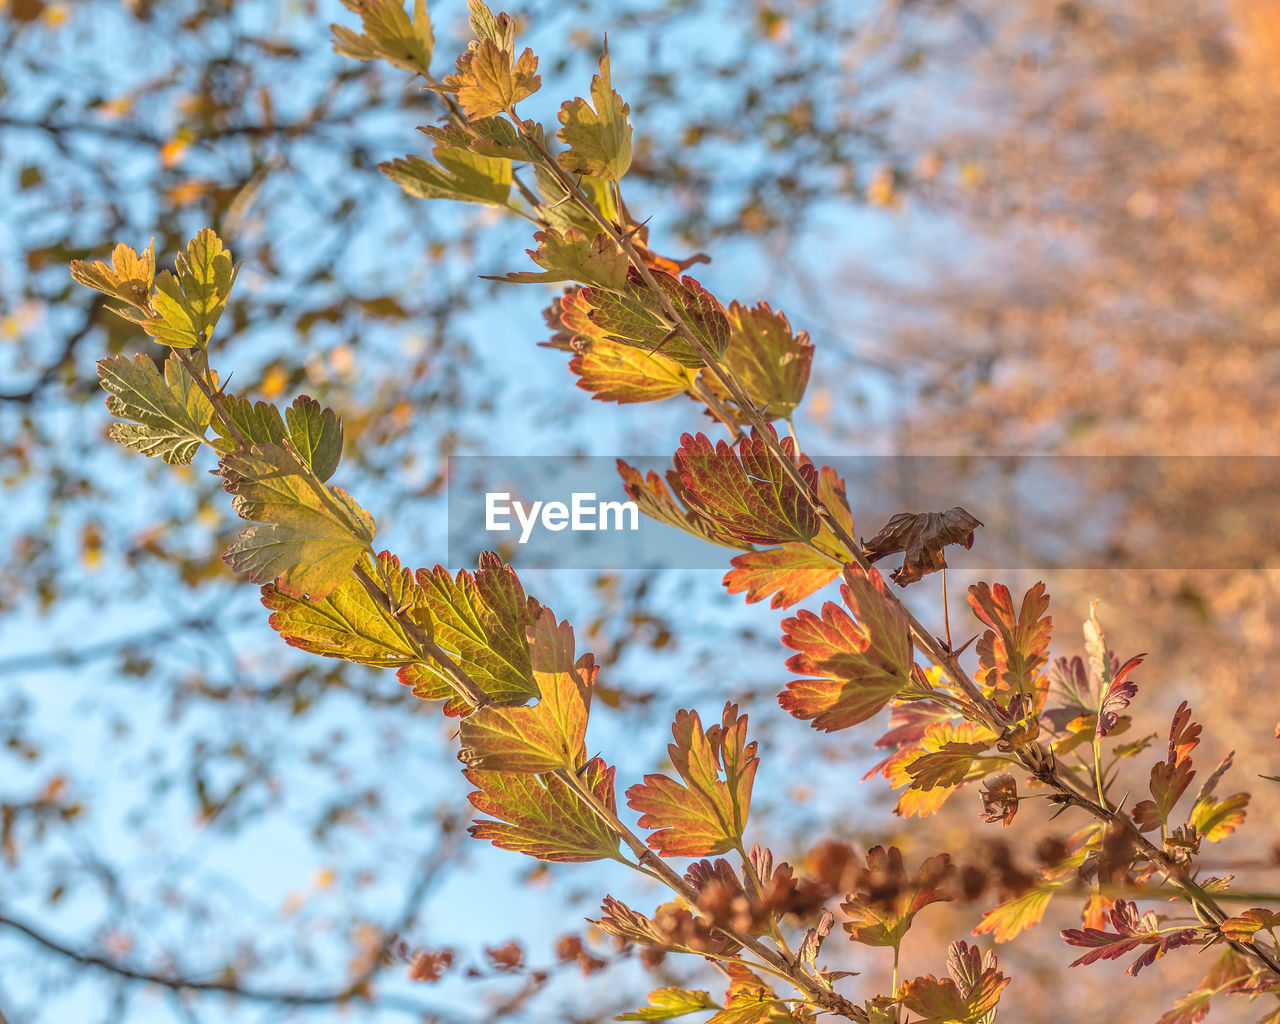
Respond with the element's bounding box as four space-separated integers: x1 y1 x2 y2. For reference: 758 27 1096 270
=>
70 2 1280 1022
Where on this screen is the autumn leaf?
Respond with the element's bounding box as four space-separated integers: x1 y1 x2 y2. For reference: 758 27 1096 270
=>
1133 701 1199 834
778 565 916 732
841 846 953 950
579 269 728 367
571 339 694 404
331 0 433 76
615 987 720 1021
218 442 375 600
140 227 238 349
69 238 155 309
967 581 1051 701
723 543 841 609
1189 752 1249 843
466 756 621 862
899 941 1009 1024
96 352 212 465
875 720 995 818
972 885 1055 943
1097 654 1143 738
557 41 633 180
423 116 538 163
905 739 992 792
400 552 541 715
261 550 432 666
1156 947 1252 1024
442 36 540 120
865 507 982 586
675 428 820 546
980 773 1019 826
626 703 758 857
494 229 629 291
381 144 513 209
1061 899 1198 976
616 459 752 550
712 301 814 422
458 610 594 773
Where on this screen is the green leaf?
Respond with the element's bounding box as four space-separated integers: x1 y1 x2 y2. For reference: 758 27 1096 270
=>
285 396 343 482
140 228 238 349
96 353 212 465
492 229 629 291
615 987 720 1021
423 116 536 162
399 551 540 716
212 394 287 450
466 756 621 862
458 610 594 773
381 144 514 209
556 41 633 180
779 564 916 731
218 442 375 600
625 702 758 857
331 0 433 76
261 550 432 666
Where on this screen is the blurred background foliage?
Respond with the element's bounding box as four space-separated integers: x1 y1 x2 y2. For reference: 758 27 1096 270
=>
1 0 1278 1021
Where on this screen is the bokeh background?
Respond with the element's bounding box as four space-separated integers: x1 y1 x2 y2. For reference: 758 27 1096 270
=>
2 0 1279 1021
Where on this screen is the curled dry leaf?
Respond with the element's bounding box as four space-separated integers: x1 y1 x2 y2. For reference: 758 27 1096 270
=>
863 507 983 586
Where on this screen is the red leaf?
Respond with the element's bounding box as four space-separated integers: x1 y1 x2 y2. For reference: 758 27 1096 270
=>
967 581 1052 701
778 565 915 732
1061 899 1198 976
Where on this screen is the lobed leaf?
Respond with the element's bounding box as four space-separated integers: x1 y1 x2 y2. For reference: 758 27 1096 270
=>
399 552 541 715
779 565 916 732
458 610 594 773
571 339 694 404
494 228 629 291
616 459 752 550
96 353 212 465
557 42 633 180
675 428 820 546
723 543 841 610
714 301 813 422
466 756 621 862
140 227 237 349
381 145 513 209
1097 654 1143 738
841 846 953 950
331 0 433 75
1062 899 1198 976
967 581 1051 701
443 38 540 120
615 987 720 1021
261 550 432 666
218 442 375 600
70 238 155 309
972 885 1055 943
626 703 758 857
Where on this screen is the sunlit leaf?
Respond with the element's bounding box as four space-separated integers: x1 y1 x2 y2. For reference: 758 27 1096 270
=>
626 703 758 857
284 396 343 482
96 352 211 465
967 581 1051 700
615 987 720 1021
331 0 433 76
715 301 813 422
494 229 629 291
218 442 375 599
972 885 1054 943
466 756 621 862
779 565 916 732
140 228 238 349
399 552 540 715
557 42 633 180
261 550 432 666
841 846 953 950
442 37 540 120
723 543 841 609
381 144 513 209
675 428 820 546
571 338 695 404
458 610 594 773
70 238 155 309
616 459 752 550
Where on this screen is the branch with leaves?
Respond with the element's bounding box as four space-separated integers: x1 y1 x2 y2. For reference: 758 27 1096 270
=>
66 2 1280 1022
